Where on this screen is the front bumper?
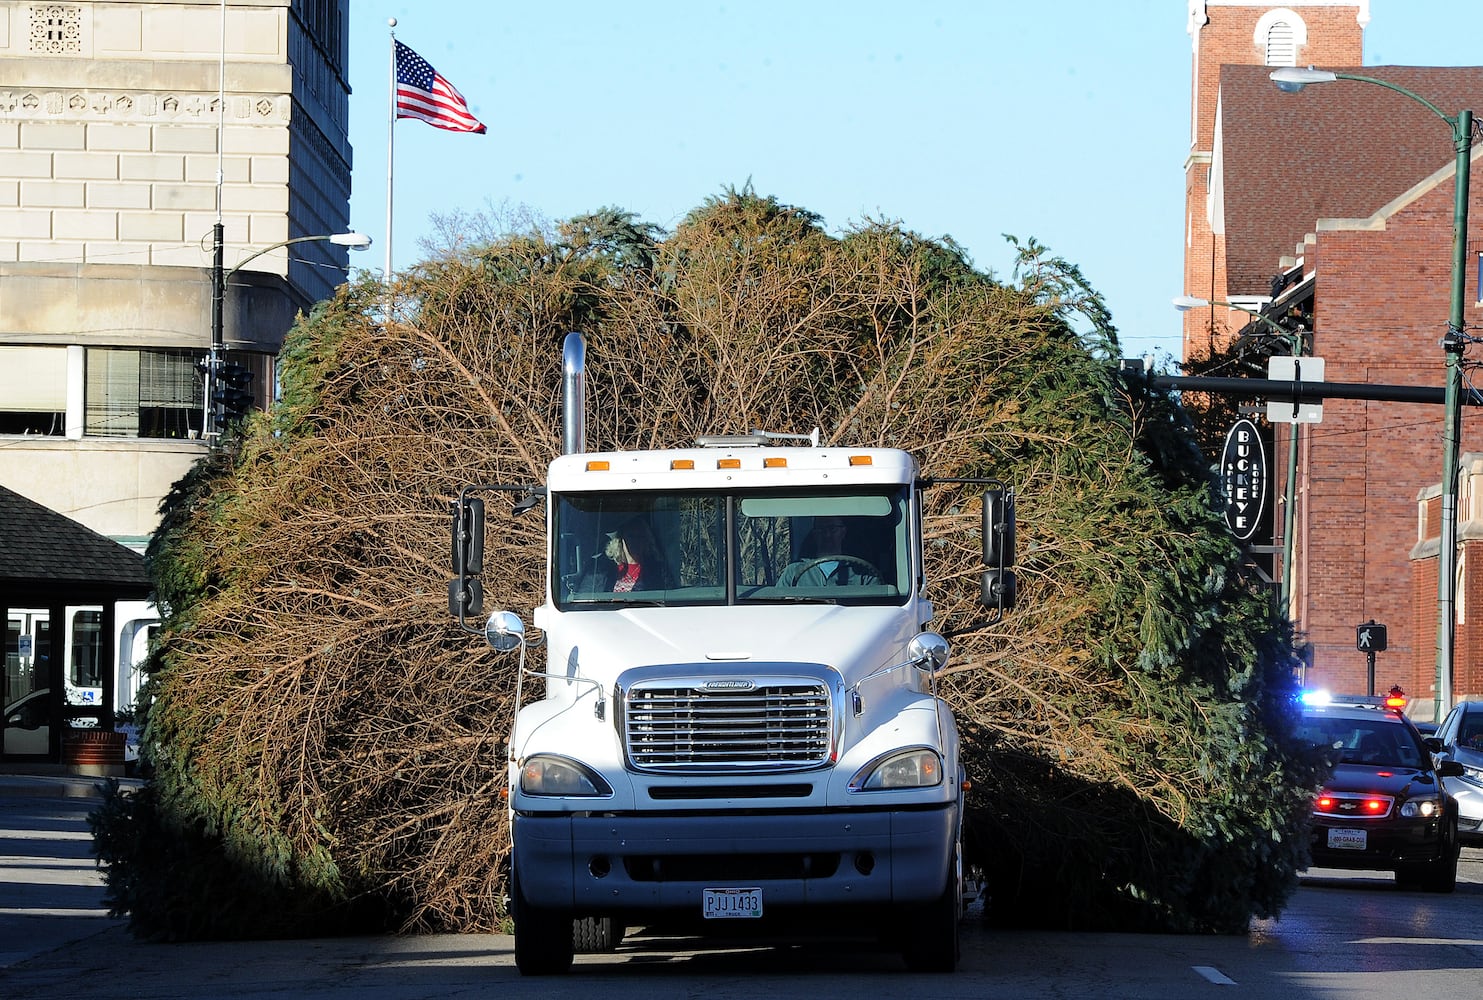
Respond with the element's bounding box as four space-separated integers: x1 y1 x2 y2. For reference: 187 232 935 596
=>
1308 815 1449 870
513 805 955 916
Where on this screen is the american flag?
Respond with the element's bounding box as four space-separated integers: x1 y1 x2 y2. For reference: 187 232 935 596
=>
395 41 486 134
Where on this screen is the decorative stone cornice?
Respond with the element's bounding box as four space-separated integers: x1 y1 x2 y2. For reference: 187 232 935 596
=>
0 90 291 125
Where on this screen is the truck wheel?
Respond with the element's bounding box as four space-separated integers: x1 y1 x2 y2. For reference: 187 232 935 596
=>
510 865 574 975
572 916 624 952
901 882 961 972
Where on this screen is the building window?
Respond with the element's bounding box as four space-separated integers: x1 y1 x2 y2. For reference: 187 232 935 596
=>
85 348 205 439
0 346 68 435
68 608 103 694
28 4 82 54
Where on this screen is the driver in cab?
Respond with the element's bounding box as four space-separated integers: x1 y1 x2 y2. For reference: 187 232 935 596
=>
779 517 880 587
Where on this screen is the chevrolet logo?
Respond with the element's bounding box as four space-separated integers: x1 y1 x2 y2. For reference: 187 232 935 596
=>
1338 802 1357 811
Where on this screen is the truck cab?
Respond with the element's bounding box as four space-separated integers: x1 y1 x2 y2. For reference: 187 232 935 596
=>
450 338 1013 974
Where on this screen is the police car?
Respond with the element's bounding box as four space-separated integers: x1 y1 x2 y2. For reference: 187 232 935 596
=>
1298 690 1464 892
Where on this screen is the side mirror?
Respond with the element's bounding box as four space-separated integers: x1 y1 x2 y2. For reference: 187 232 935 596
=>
484 610 526 652
908 632 950 674
981 569 1017 610
1424 736 1443 754
982 488 1016 569
1437 759 1465 779
448 577 484 617
451 497 485 578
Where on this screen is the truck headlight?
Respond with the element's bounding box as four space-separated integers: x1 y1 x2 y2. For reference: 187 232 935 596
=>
1400 795 1441 819
850 749 944 791
519 755 612 797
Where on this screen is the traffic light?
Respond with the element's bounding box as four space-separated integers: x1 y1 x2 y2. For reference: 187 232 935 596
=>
213 362 255 425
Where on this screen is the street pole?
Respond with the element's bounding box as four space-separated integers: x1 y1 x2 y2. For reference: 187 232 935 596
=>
1280 331 1301 617
1439 107 1473 720
202 230 371 445
1271 68 1474 723
207 221 224 442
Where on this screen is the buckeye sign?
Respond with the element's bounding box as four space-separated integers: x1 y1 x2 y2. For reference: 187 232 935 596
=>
1220 418 1267 541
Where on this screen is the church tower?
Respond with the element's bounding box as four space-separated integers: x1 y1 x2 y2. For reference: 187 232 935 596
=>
1182 2 1366 357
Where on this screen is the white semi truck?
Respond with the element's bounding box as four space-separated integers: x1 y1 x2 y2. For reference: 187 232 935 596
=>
449 335 1015 974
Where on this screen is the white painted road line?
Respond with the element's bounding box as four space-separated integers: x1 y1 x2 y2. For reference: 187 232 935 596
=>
1193 965 1237 985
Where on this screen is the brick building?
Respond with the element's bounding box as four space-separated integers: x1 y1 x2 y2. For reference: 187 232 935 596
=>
1183 1 1483 719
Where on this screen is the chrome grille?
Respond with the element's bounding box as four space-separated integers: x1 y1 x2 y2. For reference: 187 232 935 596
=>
624 680 833 771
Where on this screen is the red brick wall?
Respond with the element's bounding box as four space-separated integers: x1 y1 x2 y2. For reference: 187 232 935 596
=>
1412 533 1483 721
1411 550 1439 714
1184 5 1363 352
1298 168 1483 705
1462 539 1483 697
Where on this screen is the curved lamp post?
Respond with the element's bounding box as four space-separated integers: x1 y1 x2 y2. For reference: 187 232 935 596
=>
207 228 372 440
1174 296 1305 616
1271 66 1473 720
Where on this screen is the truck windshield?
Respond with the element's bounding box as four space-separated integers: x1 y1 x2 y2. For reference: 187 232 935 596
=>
553 487 911 608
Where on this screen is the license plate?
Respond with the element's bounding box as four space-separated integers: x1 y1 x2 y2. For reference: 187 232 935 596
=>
703 887 763 919
1328 828 1367 850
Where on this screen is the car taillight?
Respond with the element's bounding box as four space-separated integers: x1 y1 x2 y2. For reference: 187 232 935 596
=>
1364 797 1387 814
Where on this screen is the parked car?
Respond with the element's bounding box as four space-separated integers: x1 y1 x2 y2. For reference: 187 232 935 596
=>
3 688 140 772
1298 692 1463 892
3 687 51 756
1429 700 1483 846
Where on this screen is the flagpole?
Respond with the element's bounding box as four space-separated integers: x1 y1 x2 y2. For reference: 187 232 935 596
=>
385 18 396 289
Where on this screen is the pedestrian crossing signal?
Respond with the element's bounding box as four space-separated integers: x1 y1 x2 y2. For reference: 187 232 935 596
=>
1356 621 1387 652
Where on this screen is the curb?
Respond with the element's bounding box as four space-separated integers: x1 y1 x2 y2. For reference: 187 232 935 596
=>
0 774 144 800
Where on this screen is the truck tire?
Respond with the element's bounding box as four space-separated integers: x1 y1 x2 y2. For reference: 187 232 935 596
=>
572 916 624 952
901 881 960 972
902 820 962 973
510 865 575 975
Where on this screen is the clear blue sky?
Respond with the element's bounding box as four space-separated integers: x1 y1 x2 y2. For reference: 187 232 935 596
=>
345 2 1483 366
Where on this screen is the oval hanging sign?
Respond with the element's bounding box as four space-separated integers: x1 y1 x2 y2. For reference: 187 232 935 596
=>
1220 418 1267 541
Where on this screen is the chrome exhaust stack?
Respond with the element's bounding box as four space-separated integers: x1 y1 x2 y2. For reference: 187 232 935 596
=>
562 332 586 455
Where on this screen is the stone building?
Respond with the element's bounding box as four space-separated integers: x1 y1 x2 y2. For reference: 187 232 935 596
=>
1183 1 1483 717
1 0 352 765
0 0 354 545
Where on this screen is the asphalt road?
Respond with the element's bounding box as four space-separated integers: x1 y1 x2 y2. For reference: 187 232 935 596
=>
5 775 1483 999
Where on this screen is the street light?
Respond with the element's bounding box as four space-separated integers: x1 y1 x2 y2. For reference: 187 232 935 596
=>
1270 66 1473 721
206 228 372 439
1173 296 1305 616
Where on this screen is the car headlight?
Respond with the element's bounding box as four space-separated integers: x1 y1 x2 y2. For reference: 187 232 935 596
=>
518 755 612 797
1462 764 1483 783
850 748 944 791
1400 795 1442 818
